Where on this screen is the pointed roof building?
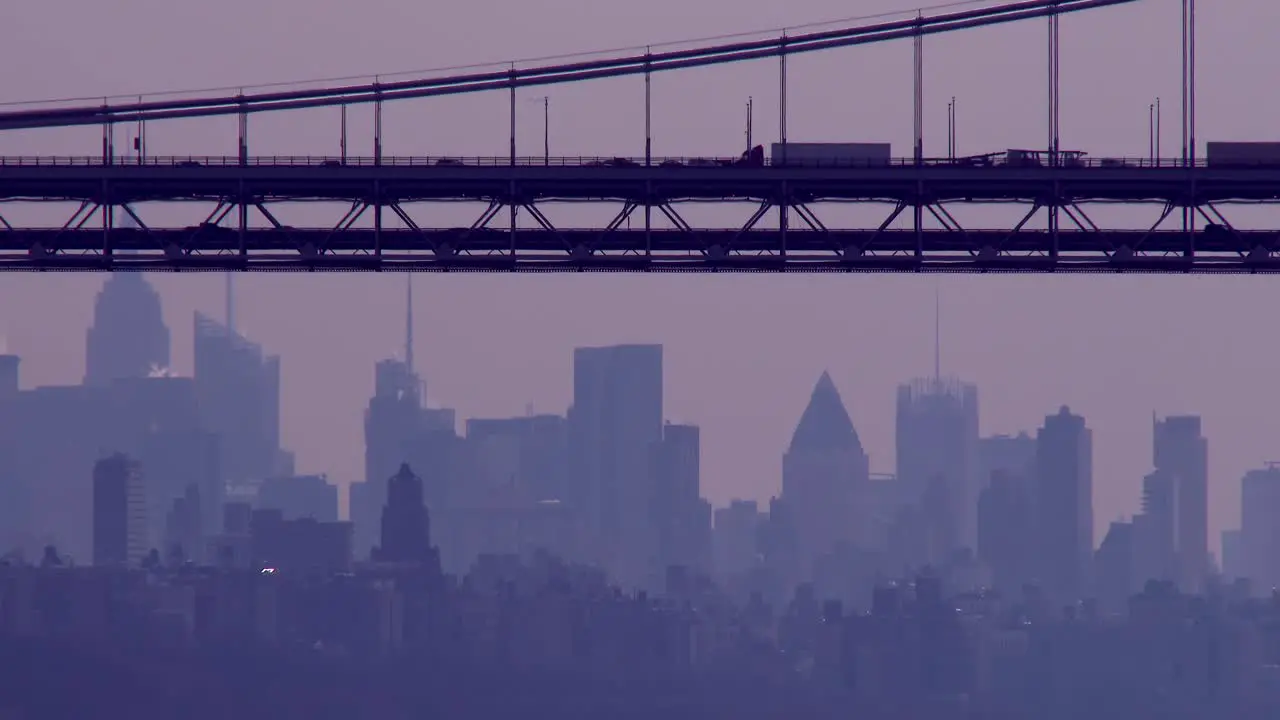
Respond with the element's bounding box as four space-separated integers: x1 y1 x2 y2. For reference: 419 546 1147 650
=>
788 371 863 455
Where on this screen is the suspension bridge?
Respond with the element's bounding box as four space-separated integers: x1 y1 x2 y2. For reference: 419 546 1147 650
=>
1 0 1246 273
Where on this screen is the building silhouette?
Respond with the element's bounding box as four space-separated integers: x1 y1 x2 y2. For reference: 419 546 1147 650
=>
1153 414 1209 592
776 371 869 586
92 453 147 567
1240 464 1280 593
649 422 712 580
84 273 170 387
257 474 340 523
193 311 286 487
977 469 1034 595
567 343 663 587
895 376 979 560
373 463 440 574
1034 406 1093 604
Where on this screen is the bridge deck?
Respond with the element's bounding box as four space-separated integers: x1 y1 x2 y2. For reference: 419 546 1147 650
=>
2 156 1278 203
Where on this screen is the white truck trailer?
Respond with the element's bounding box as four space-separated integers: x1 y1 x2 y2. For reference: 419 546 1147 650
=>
1206 142 1280 167
770 142 892 167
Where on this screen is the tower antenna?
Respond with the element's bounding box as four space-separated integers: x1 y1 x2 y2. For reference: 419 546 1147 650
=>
405 274 415 373
225 272 235 335
934 284 942 381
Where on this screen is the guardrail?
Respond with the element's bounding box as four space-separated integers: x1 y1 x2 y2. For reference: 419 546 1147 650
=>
0 155 1223 169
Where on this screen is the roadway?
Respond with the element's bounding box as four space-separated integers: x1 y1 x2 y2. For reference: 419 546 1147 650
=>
1 155 1279 204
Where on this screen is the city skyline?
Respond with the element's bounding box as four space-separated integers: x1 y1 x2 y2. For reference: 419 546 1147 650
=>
4 0 1277 554
0 271 1272 556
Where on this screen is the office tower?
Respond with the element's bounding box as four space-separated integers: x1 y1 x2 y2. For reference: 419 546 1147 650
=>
895 376 980 557
374 464 439 573
1153 414 1209 592
650 423 712 577
568 343 663 586
85 273 171 387
1132 470 1178 586
1033 406 1093 603
92 453 147 567
257 475 340 523
978 432 1036 493
466 414 569 503
977 470 1034 594
713 500 764 579
780 372 870 582
193 311 284 486
1240 464 1280 593
1221 529 1243 582
163 484 202 565
111 375 221 552
0 355 21 550
1094 520 1136 615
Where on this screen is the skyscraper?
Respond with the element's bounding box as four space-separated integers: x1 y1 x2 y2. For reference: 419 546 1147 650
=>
779 372 870 582
85 273 170 386
1153 414 1209 592
374 463 440 573
92 453 147 567
568 343 663 586
650 422 711 578
895 377 980 556
1240 464 1280 593
1033 406 1093 603
193 312 284 486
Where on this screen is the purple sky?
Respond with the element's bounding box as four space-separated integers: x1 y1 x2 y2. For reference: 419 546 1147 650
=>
2 1 1276 552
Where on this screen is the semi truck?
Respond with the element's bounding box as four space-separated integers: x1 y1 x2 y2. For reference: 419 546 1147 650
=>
1206 142 1280 167
770 142 892 167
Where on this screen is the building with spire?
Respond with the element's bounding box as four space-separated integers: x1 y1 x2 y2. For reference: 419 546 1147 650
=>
193 275 287 489
774 371 870 585
85 273 170 386
351 276 456 559
894 291 980 563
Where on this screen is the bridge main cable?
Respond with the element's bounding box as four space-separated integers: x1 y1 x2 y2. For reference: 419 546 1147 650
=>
0 0 1138 131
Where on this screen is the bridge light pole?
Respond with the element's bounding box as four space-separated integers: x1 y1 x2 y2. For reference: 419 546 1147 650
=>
525 96 550 165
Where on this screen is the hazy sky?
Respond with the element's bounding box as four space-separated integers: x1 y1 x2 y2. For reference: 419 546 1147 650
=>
2 0 1277 551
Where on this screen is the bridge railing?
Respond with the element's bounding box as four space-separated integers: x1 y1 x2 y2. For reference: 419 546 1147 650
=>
0 155 1216 169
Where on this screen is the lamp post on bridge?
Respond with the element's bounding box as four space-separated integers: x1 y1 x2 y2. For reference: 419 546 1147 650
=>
524 96 550 166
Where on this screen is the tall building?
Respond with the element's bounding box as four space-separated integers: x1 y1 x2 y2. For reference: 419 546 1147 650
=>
713 500 764 579
568 343 663 586
351 278 458 559
650 423 711 578
257 474 340 523
895 377 980 557
779 372 870 583
976 470 1034 594
1094 520 1136 615
1132 469 1178 586
92 453 147 567
0 355 23 551
1153 414 1209 592
1033 406 1093 603
1240 464 1280 593
85 273 170 386
978 432 1036 493
193 311 285 486
374 463 440 573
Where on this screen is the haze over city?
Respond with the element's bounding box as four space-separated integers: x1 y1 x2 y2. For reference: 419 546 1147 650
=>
2 0 1279 548
4 1 1280 718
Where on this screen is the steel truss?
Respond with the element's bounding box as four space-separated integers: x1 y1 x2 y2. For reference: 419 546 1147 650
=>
2 183 1279 272
1 156 1278 271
